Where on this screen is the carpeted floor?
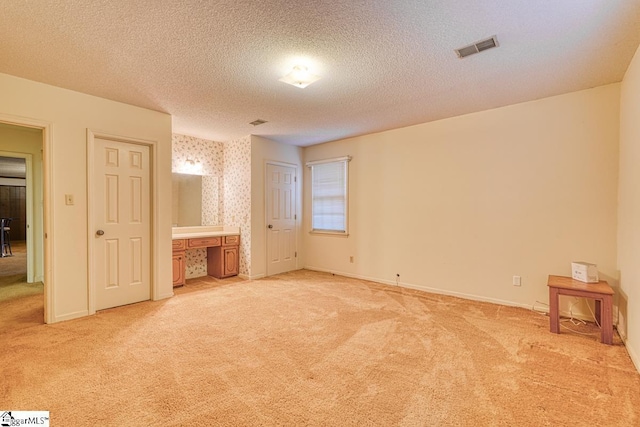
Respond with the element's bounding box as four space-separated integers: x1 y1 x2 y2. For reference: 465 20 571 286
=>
1 270 639 426
0 240 44 330
0 240 27 276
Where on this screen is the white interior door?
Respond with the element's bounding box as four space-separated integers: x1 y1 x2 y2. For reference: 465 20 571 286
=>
93 138 151 310
266 163 297 276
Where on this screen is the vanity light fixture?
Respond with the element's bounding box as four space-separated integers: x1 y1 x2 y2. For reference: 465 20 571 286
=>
279 65 321 88
183 158 202 175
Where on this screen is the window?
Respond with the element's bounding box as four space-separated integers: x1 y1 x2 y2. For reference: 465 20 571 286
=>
307 156 351 234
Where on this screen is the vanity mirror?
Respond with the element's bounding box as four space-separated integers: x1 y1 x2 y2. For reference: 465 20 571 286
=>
172 173 219 227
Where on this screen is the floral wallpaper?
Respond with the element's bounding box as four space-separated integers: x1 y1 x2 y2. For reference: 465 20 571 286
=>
201 175 219 226
172 133 253 279
223 135 252 277
172 134 223 177
185 248 208 279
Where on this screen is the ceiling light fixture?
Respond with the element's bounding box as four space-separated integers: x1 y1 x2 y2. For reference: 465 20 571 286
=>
279 65 320 88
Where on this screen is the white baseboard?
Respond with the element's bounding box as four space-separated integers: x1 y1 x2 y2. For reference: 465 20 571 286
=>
617 327 627 342
239 273 265 280
155 292 174 300
54 310 89 323
304 266 535 311
626 340 640 372
617 331 640 373
246 267 307 281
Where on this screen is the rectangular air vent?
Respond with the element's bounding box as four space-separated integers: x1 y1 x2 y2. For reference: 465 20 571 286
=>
249 119 268 126
455 35 499 59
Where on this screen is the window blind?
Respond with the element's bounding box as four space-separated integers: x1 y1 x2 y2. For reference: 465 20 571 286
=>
310 158 349 233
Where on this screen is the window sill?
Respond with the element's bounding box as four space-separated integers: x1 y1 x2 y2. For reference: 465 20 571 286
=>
309 230 349 237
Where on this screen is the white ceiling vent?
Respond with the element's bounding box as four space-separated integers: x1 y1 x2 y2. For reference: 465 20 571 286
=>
455 36 499 59
249 119 268 126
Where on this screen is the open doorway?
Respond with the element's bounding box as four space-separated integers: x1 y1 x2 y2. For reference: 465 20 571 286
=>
0 123 44 329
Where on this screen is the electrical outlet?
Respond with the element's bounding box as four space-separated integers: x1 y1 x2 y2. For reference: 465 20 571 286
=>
350 256 354 263
513 275 521 286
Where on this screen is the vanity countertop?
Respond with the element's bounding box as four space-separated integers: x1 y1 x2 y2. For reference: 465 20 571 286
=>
172 226 240 239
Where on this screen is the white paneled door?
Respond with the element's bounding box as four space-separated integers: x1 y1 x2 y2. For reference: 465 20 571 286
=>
93 138 151 310
266 163 297 276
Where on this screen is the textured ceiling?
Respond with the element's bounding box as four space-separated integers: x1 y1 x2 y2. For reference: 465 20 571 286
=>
1 1 639 146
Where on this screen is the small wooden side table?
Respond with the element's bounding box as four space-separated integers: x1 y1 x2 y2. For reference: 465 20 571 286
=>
547 275 614 345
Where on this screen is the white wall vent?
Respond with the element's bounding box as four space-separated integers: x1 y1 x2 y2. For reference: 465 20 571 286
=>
455 36 499 58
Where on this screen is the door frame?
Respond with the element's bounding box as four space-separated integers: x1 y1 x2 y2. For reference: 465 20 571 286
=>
0 113 53 323
86 129 158 315
264 160 299 277
0 150 35 283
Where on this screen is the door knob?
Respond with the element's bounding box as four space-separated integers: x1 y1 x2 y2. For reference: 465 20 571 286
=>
268 224 273 229
96 230 105 236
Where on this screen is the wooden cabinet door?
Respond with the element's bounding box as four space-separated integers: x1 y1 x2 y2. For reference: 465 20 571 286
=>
207 243 239 278
223 246 238 277
172 253 185 287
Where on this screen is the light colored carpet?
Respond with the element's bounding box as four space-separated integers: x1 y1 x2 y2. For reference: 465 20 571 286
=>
1 270 638 426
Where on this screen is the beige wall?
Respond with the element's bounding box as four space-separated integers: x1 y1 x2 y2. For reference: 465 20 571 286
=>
618 44 640 370
0 123 44 281
0 72 173 323
304 85 620 317
250 135 303 279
